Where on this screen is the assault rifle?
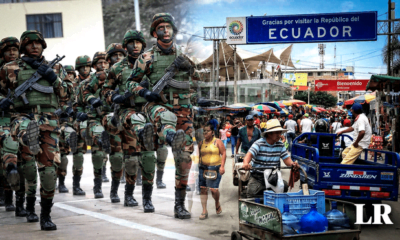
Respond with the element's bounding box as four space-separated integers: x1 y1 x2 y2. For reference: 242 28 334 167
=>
111 87 122 131
12 54 65 105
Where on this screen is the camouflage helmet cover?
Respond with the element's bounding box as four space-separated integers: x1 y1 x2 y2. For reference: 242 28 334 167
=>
105 43 127 61
0 37 20 57
123 30 146 48
64 65 76 77
75 55 92 69
149 13 178 37
19 30 47 54
92 51 106 66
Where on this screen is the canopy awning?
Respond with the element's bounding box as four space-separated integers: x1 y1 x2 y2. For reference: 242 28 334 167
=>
367 75 400 92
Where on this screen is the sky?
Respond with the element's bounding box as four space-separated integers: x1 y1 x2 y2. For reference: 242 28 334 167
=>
184 0 394 79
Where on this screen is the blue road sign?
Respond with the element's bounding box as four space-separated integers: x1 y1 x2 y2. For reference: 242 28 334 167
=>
228 12 377 44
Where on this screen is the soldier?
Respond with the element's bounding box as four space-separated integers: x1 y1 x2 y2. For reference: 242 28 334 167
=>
126 13 198 219
0 37 28 217
99 33 155 211
0 30 69 230
91 52 110 183
55 64 77 193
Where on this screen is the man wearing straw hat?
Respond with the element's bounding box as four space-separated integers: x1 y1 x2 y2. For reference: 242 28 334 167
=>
243 119 299 197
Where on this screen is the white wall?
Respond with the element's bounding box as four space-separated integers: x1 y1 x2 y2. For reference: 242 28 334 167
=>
0 0 105 67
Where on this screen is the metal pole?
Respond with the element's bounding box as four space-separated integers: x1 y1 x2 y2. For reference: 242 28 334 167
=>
388 0 391 76
211 40 216 99
308 82 310 105
221 41 230 105
234 45 238 104
216 40 220 100
134 0 141 31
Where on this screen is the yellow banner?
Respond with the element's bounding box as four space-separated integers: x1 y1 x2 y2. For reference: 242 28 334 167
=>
294 73 307 86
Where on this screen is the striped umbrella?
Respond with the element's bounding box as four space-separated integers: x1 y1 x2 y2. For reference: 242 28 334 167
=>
283 99 306 106
312 107 322 113
317 107 327 112
344 93 376 106
273 101 287 109
223 103 251 112
252 105 278 113
280 108 289 116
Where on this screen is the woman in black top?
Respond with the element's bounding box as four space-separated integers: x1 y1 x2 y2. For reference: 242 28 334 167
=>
229 120 240 158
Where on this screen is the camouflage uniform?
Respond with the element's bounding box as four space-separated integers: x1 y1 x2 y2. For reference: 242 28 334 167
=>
0 30 68 230
0 37 27 216
127 13 199 219
86 39 154 209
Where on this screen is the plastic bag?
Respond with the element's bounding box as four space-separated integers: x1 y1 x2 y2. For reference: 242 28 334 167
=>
264 168 285 193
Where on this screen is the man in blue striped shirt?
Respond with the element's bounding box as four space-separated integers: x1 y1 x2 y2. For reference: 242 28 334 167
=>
243 119 299 197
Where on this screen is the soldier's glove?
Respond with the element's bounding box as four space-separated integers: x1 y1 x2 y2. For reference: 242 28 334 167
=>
88 98 103 108
65 107 74 117
111 93 126 104
138 89 161 102
174 56 192 70
139 79 150 89
0 98 14 110
37 64 57 84
76 112 88 122
54 108 63 117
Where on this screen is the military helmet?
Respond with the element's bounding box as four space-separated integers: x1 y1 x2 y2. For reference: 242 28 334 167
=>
0 37 20 57
150 13 178 37
75 55 92 69
123 30 146 48
105 43 127 61
64 65 76 77
19 30 47 54
92 51 106 67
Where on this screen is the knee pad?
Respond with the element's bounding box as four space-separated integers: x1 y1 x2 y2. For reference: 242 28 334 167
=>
91 123 105 138
73 152 84 169
109 152 123 172
59 155 69 170
1 135 19 155
23 160 37 182
140 151 156 174
92 151 105 169
124 155 139 176
159 111 177 127
64 126 75 139
156 146 168 163
130 113 146 127
39 167 57 192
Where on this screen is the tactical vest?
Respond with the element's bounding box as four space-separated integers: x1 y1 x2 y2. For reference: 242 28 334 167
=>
117 58 147 106
14 61 58 112
147 45 190 102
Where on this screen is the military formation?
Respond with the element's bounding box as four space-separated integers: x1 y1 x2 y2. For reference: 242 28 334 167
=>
0 13 199 231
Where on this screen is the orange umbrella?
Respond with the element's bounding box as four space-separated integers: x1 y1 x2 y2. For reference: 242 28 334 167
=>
283 99 306 106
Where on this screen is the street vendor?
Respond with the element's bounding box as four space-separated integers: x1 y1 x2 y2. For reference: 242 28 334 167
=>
242 119 299 197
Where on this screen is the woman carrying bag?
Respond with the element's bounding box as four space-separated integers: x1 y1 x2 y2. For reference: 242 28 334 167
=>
199 123 226 220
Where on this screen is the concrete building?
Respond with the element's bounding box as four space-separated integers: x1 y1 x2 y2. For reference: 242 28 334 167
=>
0 0 105 66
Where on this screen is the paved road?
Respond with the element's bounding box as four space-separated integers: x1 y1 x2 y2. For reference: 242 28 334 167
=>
0 143 399 239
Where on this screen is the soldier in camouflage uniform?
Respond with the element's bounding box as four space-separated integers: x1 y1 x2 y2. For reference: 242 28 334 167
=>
127 13 199 219
90 52 111 183
0 37 28 216
0 30 69 230
55 65 77 193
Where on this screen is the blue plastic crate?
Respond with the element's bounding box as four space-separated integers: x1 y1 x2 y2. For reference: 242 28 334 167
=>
263 189 325 219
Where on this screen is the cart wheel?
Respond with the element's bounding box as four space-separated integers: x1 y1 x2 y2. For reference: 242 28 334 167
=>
233 177 238 186
231 231 243 240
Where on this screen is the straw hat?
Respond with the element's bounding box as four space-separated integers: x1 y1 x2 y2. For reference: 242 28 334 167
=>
262 119 287 137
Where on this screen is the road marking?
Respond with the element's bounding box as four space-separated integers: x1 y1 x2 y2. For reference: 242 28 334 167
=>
55 203 202 240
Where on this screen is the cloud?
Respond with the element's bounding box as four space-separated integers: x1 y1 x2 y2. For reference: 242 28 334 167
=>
341 1 354 12
195 0 236 5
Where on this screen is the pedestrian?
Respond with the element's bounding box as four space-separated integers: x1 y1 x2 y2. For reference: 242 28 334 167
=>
236 115 262 154
283 114 297 151
229 120 240 158
337 103 372 164
330 118 342 134
300 113 314 133
219 123 228 148
260 117 267 132
208 115 219 137
242 119 299 197
335 119 353 148
315 116 329 133
253 115 260 128
199 124 226 220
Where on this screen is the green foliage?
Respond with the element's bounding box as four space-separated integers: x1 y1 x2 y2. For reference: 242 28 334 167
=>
102 0 192 50
294 91 338 108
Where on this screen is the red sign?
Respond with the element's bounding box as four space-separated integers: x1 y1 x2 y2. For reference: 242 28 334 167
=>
290 86 308 91
314 80 369 91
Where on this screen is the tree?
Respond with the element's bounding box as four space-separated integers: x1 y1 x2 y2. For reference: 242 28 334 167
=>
294 91 337 108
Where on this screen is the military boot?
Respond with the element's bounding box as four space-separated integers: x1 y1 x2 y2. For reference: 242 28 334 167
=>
110 179 120 203
93 178 104 199
138 123 154 151
72 175 86 196
25 121 41 155
6 163 20 191
156 170 166 189
68 131 78 154
0 186 5 207
120 172 126 183
40 198 57 231
136 169 142 186
124 184 138 207
166 129 186 151
4 190 15 211
15 195 27 217
58 175 69 193
100 131 111 154
174 187 191 219
142 184 154 213
101 165 109 182
26 196 39 222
